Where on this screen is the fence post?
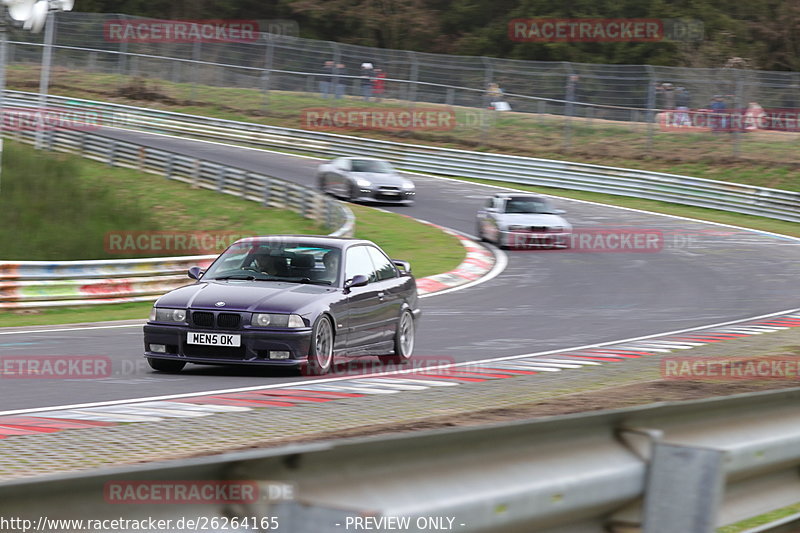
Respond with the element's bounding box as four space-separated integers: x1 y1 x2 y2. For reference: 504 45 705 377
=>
646 65 656 152
216 166 226 192
190 40 201 104
165 153 174 179
117 14 129 89
262 176 271 207
408 50 419 103
262 37 275 111
563 63 575 152
733 75 744 158
481 57 494 147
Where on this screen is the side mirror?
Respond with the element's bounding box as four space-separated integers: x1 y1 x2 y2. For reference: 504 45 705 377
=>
187 266 205 280
344 274 369 292
392 260 412 276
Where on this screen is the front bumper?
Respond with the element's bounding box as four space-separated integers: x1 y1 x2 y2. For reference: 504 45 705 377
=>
143 323 313 367
354 187 415 203
502 230 572 249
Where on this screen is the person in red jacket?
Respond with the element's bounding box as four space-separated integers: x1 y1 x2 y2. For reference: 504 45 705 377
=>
373 68 386 101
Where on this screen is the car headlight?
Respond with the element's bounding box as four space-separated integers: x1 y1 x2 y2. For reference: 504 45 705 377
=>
252 313 305 328
355 177 372 187
401 180 415 190
550 226 563 232
150 307 187 323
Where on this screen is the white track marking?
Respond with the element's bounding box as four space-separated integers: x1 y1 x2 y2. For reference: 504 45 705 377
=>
2 306 798 418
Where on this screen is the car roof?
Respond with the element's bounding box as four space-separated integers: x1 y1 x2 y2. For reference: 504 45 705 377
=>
230 235 376 250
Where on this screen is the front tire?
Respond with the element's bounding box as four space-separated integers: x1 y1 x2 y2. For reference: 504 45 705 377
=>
380 310 415 365
477 222 487 242
306 316 334 375
147 358 186 373
348 182 360 203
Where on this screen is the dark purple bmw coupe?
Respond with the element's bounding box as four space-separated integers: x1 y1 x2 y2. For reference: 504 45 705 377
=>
143 235 420 375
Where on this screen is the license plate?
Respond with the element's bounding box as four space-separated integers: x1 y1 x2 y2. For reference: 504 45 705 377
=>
381 191 400 195
187 332 241 347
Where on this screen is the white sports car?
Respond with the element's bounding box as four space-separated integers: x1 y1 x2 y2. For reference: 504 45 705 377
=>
317 157 415 204
476 193 572 249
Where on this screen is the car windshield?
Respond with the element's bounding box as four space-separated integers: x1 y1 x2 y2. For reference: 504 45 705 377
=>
504 197 554 214
204 241 341 286
350 159 393 173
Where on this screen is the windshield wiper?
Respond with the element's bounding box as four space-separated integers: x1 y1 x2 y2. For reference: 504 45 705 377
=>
211 275 258 281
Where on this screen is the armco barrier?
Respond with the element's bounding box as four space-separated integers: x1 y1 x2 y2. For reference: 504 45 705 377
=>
7 90 800 223
1 128 355 309
5 386 800 533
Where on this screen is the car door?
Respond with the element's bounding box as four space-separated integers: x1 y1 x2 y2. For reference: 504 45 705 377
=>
341 245 383 349
365 245 403 342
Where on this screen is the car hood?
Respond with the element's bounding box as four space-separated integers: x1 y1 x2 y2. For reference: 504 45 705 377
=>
155 280 336 314
496 213 570 227
352 172 407 186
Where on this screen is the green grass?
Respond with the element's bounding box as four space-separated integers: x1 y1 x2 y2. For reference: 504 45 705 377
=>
718 503 800 532
0 302 155 328
0 142 326 260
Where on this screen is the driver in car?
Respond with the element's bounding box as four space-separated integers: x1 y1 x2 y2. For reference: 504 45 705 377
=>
252 253 289 276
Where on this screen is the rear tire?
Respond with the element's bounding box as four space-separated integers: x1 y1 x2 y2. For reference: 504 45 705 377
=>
380 310 415 365
306 316 334 375
147 358 186 373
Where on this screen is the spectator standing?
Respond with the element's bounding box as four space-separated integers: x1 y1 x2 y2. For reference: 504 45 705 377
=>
674 86 691 126
333 62 346 99
360 62 375 101
709 95 728 132
486 82 510 110
656 82 676 125
320 60 334 98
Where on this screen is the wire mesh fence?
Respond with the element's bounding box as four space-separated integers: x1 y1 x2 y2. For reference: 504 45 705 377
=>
6 12 800 163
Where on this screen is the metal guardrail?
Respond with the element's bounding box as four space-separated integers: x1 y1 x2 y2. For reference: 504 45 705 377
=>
0 125 355 309
8 90 800 223
4 386 800 532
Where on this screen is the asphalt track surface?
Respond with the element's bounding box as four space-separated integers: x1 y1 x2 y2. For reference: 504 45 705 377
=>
2 128 799 410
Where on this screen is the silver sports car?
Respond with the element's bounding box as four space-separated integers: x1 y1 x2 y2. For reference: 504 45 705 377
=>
476 193 572 249
317 157 415 204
